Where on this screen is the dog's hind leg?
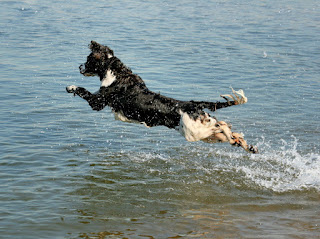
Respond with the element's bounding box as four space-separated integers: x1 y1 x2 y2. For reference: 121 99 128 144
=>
66 85 106 111
203 130 258 154
228 132 258 153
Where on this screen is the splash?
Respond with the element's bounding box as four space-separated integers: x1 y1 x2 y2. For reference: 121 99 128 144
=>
238 136 320 192
123 136 320 193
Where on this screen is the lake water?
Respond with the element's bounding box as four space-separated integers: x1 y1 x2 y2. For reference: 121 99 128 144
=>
1 0 320 238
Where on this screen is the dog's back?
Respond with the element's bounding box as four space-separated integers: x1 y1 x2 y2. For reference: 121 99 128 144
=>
66 41 257 153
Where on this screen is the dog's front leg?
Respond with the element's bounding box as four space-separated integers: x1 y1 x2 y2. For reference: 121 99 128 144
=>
66 85 92 98
66 85 106 111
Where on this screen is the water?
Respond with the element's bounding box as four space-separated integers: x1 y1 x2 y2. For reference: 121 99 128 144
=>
1 0 320 238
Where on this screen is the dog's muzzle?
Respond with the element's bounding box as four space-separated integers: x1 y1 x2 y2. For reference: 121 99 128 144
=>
79 64 86 74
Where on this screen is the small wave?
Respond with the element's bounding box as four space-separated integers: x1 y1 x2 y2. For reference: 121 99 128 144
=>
238 136 320 192
113 136 319 193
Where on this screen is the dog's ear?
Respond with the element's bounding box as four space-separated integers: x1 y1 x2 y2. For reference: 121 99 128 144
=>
89 41 114 58
89 41 102 52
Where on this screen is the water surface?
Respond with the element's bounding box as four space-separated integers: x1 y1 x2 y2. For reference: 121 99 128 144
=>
1 0 320 238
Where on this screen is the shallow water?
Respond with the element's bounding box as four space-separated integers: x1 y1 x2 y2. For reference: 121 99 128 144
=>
1 0 320 238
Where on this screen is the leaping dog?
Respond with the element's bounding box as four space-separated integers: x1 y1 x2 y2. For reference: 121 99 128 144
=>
66 41 258 153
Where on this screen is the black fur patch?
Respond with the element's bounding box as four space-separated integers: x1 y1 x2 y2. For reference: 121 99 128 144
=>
68 41 238 129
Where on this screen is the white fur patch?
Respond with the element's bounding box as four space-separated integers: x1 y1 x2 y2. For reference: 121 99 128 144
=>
177 111 219 142
101 70 116 87
113 110 149 128
114 110 134 123
66 85 78 92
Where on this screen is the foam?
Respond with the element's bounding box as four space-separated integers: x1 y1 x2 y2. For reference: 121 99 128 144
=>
123 136 320 193
237 136 320 192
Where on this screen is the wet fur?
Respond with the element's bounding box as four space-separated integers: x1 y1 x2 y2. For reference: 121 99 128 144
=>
66 41 257 153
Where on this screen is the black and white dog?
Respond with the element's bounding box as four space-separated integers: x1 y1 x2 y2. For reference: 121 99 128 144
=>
67 41 257 153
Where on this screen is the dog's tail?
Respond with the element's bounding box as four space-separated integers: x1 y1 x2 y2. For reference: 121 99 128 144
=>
191 88 248 112
191 100 235 112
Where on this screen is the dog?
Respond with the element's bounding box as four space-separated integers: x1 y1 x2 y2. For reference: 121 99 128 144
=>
66 41 258 153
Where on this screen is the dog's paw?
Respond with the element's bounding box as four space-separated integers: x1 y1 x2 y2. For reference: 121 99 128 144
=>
248 145 259 154
220 87 247 105
66 85 78 94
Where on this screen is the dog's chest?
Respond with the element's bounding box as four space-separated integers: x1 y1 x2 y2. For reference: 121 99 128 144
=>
101 70 116 87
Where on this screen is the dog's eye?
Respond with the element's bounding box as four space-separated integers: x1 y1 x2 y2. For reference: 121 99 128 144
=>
215 123 220 127
93 53 101 60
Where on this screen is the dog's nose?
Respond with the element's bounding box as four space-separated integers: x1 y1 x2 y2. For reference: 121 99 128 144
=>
79 64 85 74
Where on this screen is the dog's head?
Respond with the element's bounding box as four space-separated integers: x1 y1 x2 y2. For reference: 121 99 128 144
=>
79 41 114 77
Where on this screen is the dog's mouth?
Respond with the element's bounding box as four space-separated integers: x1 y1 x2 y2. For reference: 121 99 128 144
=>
79 64 96 76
